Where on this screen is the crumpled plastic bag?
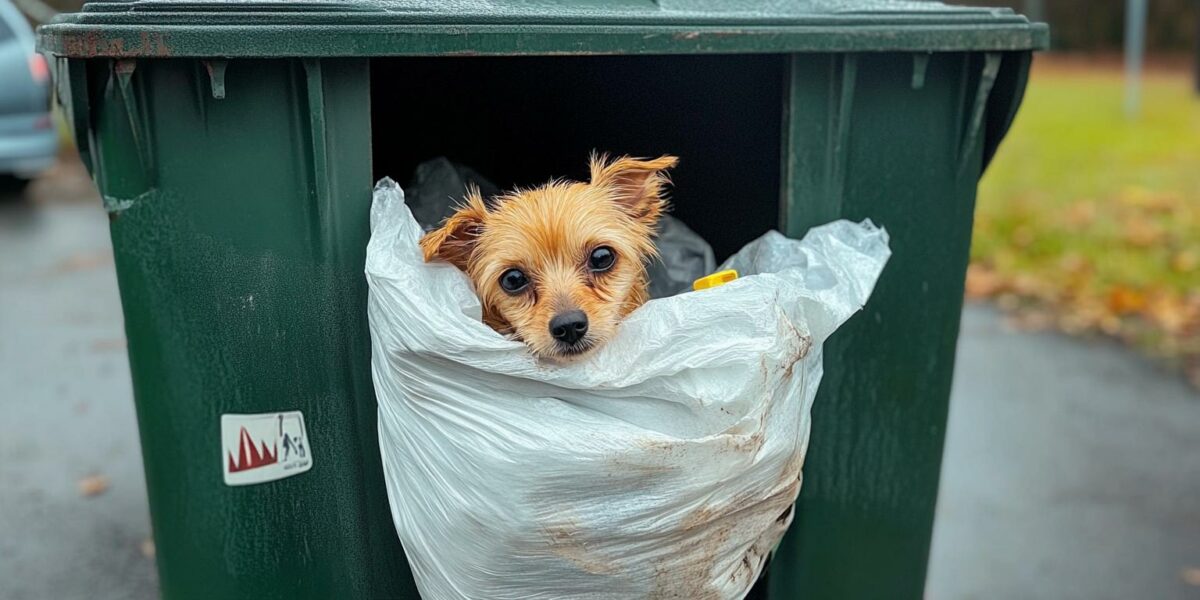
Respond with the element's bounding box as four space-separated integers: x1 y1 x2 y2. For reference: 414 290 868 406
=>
645 215 716 299
402 157 714 298
404 157 503 234
366 177 890 600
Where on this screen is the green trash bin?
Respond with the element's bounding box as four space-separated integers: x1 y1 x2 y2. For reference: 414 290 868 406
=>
37 2 1046 599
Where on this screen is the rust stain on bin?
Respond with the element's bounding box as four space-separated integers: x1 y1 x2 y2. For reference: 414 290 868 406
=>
62 31 171 57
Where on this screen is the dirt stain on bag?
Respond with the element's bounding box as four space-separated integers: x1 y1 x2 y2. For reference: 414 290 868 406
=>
543 521 620 576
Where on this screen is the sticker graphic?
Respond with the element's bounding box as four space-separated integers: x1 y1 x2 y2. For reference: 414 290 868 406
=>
221 411 313 486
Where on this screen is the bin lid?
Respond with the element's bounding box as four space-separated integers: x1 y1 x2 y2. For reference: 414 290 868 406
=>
38 0 1048 58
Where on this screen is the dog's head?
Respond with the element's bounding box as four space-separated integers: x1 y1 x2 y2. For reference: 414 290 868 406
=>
420 154 678 360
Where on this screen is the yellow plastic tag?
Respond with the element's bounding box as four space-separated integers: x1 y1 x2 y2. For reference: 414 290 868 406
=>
692 269 739 291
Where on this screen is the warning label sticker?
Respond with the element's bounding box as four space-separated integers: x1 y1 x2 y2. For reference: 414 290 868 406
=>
221 411 313 486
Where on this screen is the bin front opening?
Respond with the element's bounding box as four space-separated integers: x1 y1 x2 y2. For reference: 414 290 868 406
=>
371 54 786 259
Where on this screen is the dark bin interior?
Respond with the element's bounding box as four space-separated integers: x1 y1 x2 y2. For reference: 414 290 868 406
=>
370 54 786 260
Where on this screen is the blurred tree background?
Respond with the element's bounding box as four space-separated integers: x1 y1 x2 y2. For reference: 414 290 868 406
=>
953 1 1200 386
954 0 1197 52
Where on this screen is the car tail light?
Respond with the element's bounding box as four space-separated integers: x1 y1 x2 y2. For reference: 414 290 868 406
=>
29 54 50 82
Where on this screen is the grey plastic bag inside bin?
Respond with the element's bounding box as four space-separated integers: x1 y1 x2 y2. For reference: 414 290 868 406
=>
645 216 716 298
405 157 502 233
404 157 715 298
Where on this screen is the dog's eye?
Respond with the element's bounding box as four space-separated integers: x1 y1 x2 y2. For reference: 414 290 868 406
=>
588 247 616 272
499 269 529 293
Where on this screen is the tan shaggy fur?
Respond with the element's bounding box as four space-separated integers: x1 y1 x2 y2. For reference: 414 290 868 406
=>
420 154 678 359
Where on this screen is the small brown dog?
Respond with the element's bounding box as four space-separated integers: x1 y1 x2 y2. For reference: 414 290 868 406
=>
420 154 678 359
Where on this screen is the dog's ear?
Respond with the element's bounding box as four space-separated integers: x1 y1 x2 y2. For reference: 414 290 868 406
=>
589 154 678 223
419 186 488 269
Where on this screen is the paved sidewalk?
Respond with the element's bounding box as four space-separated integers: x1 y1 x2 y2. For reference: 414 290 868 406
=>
1 186 1197 599
0 199 156 600
928 306 1200 600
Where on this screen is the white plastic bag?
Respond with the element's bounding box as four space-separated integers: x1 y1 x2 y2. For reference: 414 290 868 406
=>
366 178 890 600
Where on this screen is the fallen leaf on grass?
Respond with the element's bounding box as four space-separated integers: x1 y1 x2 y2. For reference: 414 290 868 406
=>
1172 250 1199 274
1119 187 1182 214
1122 217 1166 247
965 264 1005 300
1010 225 1036 249
996 293 1021 312
1011 273 1057 302
1057 252 1092 274
1098 314 1123 336
78 474 109 497
1107 287 1147 315
1055 300 1109 335
1063 200 1097 227
1146 294 1194 334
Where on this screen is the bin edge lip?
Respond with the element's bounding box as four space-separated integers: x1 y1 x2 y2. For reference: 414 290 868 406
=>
36 21 1050 58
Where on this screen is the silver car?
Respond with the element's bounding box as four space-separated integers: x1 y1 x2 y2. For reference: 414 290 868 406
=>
0 0 57 190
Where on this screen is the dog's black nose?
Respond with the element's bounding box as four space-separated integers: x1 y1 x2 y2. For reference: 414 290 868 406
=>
549 310 589 345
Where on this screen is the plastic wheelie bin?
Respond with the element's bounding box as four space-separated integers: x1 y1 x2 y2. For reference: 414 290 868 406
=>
37 2 1046 598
